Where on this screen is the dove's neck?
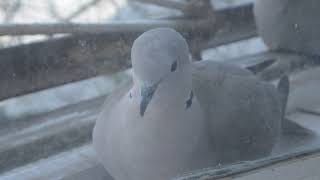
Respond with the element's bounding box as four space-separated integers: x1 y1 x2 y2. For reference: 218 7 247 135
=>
149 65 192 110
132 65 192 111
165 71 190 92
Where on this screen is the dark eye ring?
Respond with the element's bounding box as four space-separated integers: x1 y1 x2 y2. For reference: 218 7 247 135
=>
171 61 177 72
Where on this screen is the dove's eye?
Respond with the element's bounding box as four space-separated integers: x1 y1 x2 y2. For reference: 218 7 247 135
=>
171 61 177 72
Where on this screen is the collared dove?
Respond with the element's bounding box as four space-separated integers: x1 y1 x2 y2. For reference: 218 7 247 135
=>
93 28 288 180
254 0 320 57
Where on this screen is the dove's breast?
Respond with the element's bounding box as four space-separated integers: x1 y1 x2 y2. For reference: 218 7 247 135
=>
100 79 215 179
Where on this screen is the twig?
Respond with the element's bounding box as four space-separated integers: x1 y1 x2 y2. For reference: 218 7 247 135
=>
65 0 102 21
132 0 215 18
49 0 102 22
48 0 64 21
131 0 188 11
0 0 22 23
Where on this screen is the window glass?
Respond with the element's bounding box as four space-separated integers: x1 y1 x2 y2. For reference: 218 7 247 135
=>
0 0 320 180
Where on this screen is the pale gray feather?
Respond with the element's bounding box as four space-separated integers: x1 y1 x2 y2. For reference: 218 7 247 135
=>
192 60 283 164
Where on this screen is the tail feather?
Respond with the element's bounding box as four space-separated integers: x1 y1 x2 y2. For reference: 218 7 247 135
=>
277 75 314 135
277 75 290 118
282 117 315 136
277 75 290 131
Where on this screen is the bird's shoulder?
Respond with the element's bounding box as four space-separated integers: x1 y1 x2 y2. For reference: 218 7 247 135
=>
98 79 133 120
192 60 253 78
192 60 280 107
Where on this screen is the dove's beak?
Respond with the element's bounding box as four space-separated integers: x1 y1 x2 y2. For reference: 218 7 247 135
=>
140 82 160 117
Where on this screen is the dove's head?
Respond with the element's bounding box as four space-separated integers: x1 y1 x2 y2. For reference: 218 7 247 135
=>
131 28 191 116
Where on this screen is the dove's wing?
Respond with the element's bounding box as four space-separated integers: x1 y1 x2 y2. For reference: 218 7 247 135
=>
192 60 282 164
92 79 133 179
192 60 254 77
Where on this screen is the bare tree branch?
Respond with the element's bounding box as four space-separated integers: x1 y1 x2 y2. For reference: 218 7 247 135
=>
0 0 22 22
48 0 64 21
0 19 211 35
132 0 215 18
48 0 102 22
132 0 188 11
65 0 102 21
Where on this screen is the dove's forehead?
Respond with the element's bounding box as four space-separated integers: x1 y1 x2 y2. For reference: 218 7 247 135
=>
131 28 189 58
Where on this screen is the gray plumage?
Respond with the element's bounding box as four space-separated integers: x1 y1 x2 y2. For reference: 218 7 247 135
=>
93 28 287 180
192 61 286 164
254 0 320 56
